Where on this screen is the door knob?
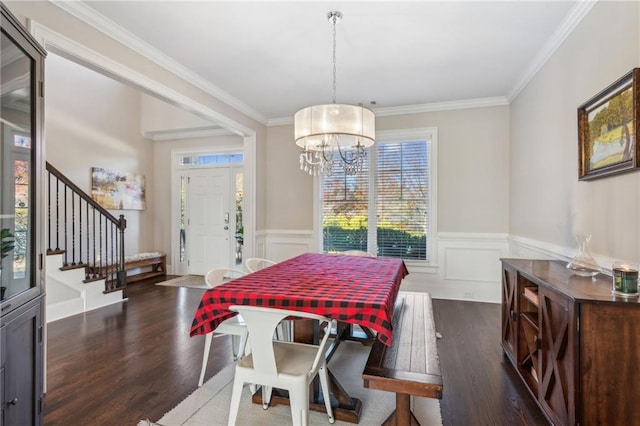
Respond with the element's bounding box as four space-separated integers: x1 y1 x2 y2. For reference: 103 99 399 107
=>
224 226 229 230
8 398 18 405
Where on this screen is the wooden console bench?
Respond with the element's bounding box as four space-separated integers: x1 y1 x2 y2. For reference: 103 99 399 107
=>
86 251 166 283
363 291 443 426
122 252 166 283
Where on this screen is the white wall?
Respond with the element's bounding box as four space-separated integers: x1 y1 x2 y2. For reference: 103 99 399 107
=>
6 0 268 247
13 1 635 304
265 125 314 230
45 53 154 254
510 1 640 267
264 105 510 301
266 105 510 232
378 106 510 233
152 135 243 268
140 94 214 134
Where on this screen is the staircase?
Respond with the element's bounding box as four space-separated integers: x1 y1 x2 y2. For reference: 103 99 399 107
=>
45 162 128 322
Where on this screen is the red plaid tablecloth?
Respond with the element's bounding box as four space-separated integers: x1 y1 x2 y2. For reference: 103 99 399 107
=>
190 253 409 346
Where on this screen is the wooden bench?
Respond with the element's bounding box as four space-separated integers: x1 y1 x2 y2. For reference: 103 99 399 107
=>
363 291 443 426
122 252 166 283
86 252 166 283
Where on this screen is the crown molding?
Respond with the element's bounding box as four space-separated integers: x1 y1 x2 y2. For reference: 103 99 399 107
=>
142 126 234 141
374 97 509 116
507 0 597 102
266 96 510 126
266 116 295 127
50 0 268 126
48 0 594 127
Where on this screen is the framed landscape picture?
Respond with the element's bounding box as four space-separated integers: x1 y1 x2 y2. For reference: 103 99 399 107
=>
578 68 640 180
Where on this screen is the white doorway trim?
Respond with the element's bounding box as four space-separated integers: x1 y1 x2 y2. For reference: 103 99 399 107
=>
28 20 258 269
170 147 244 274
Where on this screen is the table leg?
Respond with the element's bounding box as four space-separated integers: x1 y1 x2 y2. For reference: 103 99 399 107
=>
380 393 421 426
334 322 375 346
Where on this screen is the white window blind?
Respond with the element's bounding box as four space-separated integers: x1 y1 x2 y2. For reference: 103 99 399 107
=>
321 131 432 262
376 141 428 260
322 158 369 253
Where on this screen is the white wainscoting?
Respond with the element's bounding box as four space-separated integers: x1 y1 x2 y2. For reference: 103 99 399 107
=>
399 233 509 303
254 231 615 303
258 230 314 262
258 230 510 303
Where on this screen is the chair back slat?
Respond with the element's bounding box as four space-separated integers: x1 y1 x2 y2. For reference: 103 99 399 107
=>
205 268 245 288
244 257 276 272
229 305 331 377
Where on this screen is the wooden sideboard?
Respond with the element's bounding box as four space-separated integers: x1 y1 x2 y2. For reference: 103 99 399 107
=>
501 258 640 426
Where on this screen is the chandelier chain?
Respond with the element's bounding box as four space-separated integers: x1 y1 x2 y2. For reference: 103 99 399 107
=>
331 14 337 103
294 11 374 177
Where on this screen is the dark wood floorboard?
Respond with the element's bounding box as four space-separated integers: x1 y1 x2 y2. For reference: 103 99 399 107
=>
44 280 548 425
44 276 234 425
433 299 548 426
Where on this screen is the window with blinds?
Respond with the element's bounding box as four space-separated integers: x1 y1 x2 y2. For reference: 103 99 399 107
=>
321 134 431 262
376 141 428 260
322 157 369 253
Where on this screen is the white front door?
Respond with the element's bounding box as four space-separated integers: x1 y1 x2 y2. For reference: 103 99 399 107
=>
186 168 231 275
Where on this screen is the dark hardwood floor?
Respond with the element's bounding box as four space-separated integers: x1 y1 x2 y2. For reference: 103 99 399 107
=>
44 277 548 425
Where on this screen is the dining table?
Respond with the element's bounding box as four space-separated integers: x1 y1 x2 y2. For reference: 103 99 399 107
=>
190 252 409 423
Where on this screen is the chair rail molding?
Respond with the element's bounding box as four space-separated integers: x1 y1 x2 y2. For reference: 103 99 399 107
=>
508 234 616 275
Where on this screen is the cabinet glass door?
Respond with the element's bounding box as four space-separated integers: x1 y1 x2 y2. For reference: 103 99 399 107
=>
0 26 34 301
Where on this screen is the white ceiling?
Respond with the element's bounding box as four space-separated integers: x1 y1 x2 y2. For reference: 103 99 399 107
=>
61 1 590 125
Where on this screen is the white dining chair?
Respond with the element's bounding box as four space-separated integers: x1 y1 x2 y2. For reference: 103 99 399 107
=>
198 267 247 387
227 305 335 426
244 257 276 272
243 257 292 341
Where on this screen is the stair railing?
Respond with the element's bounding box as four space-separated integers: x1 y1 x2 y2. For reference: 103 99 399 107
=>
46 162 127 294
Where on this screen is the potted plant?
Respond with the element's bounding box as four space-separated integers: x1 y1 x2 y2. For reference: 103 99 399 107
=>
1 228 15 300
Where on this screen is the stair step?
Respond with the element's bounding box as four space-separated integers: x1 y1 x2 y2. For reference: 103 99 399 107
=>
104 285 126 295
60 263 88 272
47 249 66 255
83 275 107 283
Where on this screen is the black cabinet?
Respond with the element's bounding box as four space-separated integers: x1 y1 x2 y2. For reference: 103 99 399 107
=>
1 3 46 425
0 296 44 425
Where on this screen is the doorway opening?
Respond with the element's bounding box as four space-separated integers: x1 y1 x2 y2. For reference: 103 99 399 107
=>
175 152 243 275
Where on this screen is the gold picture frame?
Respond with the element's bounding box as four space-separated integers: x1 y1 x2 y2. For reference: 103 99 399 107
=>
578 68 640 180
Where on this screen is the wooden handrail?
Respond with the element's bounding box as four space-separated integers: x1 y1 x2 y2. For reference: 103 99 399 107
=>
46 162 121 225
46 161 127 293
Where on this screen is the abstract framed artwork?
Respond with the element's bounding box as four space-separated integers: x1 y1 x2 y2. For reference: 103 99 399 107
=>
578 68 640 180
91 167 146 210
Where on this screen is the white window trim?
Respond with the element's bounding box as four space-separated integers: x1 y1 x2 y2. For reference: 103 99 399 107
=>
313 127 438 269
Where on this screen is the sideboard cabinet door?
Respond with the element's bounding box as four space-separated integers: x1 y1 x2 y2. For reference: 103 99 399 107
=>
501 264 518 362
537 287 576 426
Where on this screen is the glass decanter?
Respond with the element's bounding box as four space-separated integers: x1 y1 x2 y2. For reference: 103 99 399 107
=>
566 234 601 277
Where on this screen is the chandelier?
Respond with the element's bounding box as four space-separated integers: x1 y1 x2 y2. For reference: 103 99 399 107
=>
294 11 375 176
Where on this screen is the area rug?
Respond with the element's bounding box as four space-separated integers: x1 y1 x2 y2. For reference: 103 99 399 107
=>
146 341 442 426
156 275 209 290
